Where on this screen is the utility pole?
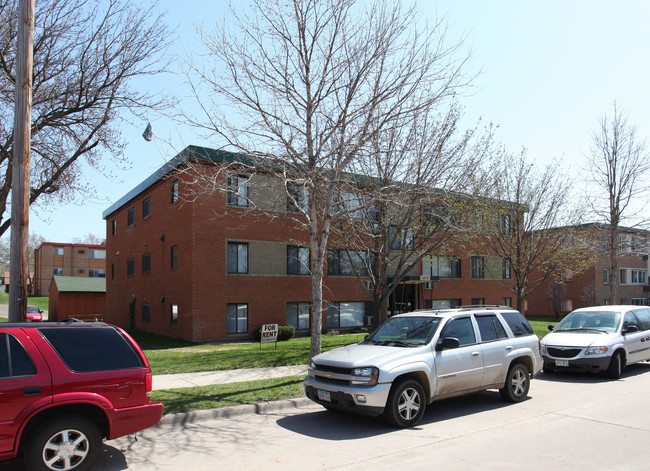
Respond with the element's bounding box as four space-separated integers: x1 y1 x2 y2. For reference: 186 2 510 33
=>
9 0 34 322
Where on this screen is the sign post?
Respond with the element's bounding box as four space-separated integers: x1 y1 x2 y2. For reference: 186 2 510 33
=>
260 323 278 349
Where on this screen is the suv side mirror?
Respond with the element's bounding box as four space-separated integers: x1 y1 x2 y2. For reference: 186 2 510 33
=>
624 325 639 334
436 337 460 351
547 325 555 331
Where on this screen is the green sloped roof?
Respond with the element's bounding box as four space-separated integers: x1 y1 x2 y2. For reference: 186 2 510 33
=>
52 276 106 293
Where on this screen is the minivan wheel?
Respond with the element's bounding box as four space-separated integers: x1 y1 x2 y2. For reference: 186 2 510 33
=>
499 363 530 402
607 351 623 379
383 379 426 428
24 415 101 471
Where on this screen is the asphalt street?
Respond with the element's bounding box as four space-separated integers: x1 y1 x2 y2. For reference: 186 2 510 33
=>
7 363 650 470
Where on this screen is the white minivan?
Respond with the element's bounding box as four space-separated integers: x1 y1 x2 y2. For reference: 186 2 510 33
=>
541 305 650 379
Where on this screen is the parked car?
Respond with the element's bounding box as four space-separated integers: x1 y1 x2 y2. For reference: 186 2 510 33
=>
0 322 163 471
25 305 42 322
305 306 543 427
542 305 650 379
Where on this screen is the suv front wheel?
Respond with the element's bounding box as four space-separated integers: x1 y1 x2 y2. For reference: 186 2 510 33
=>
25 415 101 471
499 363 530 402
383 378 426 428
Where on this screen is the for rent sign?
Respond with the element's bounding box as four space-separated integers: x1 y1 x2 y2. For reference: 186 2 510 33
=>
261 324 278 343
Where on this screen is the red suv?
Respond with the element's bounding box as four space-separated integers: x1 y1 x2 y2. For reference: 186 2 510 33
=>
0 322 163 471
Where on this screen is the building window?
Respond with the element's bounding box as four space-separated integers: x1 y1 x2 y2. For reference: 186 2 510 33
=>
227 242 248 274
171 245 178 269
423 255 461 279
171 180 179 204
53 268 64 275
502 258 512 280
111 264 115 280
227 175 248 206
170 304 178 326
327 249 370 276
287 302 310 330
53 247 64 256
604 268 609 284
287 184 309 213
287 246 309 275
501 215 511 235
127 208 135 227
471 298 485 305
127 258 135 277
426 299 462 309
471 256 485 279
89 249 106 260
503 297 512 307
142 254 152 274
632 298 648 306
327 302 366 328
227 304 248 334
112 220 117 235
88 269 106 278
142 304 151 324
143 197 152 219
388 226 413 250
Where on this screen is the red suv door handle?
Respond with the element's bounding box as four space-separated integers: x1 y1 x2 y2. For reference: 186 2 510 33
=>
22 386 42 396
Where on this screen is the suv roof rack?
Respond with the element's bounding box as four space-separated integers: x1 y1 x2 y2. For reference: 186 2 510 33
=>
451 305 513 311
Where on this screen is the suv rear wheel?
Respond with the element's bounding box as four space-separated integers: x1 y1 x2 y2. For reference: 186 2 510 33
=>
499 363 530 402
383 378 426 428
25 415 101 471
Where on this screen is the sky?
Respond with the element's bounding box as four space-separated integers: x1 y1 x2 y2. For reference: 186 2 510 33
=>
17 0 650 243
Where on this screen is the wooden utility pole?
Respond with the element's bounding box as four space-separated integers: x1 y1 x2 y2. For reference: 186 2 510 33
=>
9 0 35 322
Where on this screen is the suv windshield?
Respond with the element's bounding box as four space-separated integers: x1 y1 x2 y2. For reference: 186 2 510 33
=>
364 316 441 346
554 311 621 334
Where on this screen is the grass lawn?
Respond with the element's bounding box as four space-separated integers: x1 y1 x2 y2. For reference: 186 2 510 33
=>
131 330 366 375
0 293 48 311
151 376 305 414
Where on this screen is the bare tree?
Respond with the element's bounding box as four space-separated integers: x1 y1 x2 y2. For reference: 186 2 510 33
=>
330 103 491 327
72 233 105 245
586 103 650 304
0 0 171 236
182 0 473 357
470 151 597 313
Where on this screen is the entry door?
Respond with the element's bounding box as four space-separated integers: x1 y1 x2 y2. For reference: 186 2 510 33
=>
435 317 484 396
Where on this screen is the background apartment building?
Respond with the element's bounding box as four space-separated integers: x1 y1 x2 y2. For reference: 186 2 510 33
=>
102 146 519 342
527 224 650 316
33 242 107 296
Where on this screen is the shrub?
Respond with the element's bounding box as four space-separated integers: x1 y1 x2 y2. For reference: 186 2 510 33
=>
254 324 295 342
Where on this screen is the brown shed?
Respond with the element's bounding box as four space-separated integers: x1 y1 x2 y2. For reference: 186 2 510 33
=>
49 276 106 322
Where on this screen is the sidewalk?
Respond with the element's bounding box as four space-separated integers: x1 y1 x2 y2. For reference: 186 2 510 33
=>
152 364 308 390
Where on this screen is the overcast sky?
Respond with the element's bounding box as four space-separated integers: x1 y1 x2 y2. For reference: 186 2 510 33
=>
20 0 650 243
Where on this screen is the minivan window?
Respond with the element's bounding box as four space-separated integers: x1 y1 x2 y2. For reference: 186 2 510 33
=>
476 314 508 342
633 309 650 331
0 333 36 378
500 311 534 337
38 327 143 373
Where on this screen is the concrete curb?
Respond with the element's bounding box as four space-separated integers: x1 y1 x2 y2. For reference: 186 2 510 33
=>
156 397 314 427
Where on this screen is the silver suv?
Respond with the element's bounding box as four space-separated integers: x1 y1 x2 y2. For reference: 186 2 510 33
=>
305 306 542 427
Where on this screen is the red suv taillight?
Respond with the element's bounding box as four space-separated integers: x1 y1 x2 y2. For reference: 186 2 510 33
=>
145 372 153 398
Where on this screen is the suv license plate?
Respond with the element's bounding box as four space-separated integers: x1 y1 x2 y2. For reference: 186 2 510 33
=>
555 359 569 367
317 390 331 402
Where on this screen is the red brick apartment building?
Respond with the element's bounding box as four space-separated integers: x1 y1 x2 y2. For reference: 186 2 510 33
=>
33 242 107 296
527 224 650 316
102 146 518 342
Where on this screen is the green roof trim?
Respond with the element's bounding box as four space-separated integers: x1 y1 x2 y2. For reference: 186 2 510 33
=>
52 276 106 293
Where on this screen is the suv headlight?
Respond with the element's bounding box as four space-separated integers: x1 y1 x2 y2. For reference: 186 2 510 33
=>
585 346 608 355
351 367 379 385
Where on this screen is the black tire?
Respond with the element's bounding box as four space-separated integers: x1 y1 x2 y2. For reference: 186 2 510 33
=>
383 379 426 428
24 415 101 471
607 351 623 379
500 363 530 402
